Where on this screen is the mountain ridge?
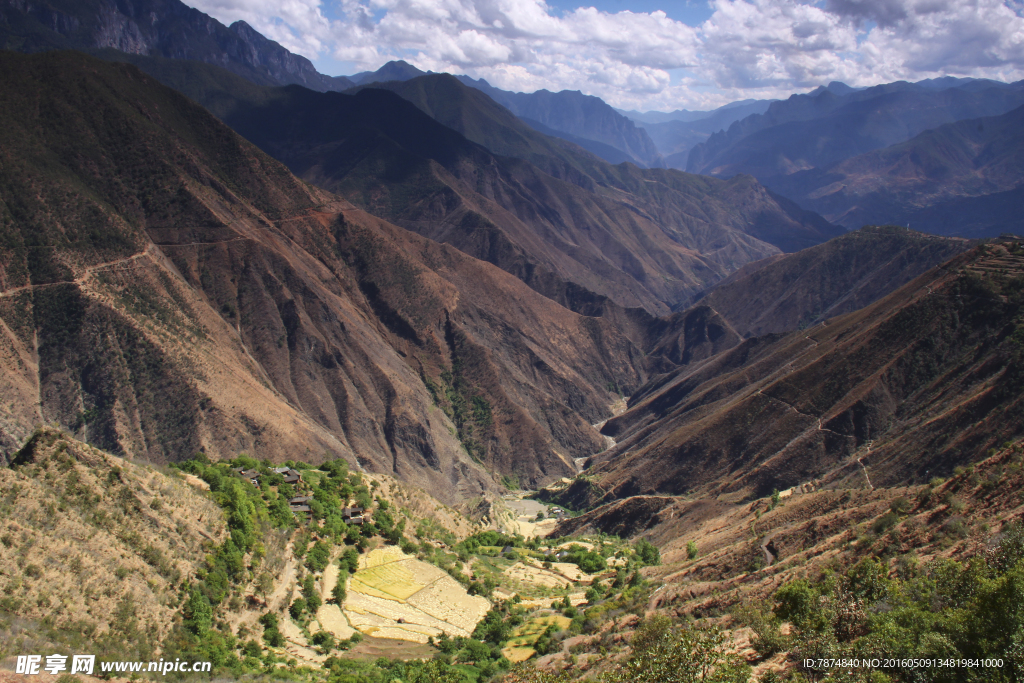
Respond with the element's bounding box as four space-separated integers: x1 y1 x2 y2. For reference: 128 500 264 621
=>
687 78 1024 185
0 0 354 90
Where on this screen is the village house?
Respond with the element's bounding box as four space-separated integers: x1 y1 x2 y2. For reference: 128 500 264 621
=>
233 468 260 487
343 506 366 525
272 467 302 485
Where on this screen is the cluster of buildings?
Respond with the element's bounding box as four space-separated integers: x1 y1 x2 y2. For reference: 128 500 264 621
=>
232 466 367 524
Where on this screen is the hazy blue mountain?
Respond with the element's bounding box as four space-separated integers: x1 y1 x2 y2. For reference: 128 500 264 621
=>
632 100 776 168
769 104 1024 235
454 74 662 167
0 0 354 91
617 99 773 126
686 77 1024 182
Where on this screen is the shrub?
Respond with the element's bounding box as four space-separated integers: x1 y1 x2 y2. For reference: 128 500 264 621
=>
686 541 698 560
890 497 911 515
871 512 899 535
606 617 750 683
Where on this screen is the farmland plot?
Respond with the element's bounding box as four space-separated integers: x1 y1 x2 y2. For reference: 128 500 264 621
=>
342 547 490 643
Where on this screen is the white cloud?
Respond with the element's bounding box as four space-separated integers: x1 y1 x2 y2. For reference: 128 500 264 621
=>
180 0 1024 110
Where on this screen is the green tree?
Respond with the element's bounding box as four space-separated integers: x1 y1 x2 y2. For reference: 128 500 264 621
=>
341 547 360 573
635 538 662 566
332 569 349 604
307 540 331 573
183 588 212 636
607 617 750 683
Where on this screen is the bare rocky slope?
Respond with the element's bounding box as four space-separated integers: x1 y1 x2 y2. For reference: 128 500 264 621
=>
693 226 972 336
119 59 840 317
582 242 1024 502
0 50 658 501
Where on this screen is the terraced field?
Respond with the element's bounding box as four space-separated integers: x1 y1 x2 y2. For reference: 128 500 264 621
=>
501 614 573 662
342 547 490 643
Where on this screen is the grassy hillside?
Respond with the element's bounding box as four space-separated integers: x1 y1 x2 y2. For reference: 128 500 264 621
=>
0 427 226 662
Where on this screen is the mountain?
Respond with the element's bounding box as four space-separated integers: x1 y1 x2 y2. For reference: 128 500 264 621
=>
115 57 840 317
686 78 1024 186
616 107 720 125
0 50 661 499
768 105 1024 235
583 242 1024 502
335 60 663 168
455 74 663 168
694 226 973 336
0 0 354 90
902 186 1024 239
621 100 775 169
349 59 428 85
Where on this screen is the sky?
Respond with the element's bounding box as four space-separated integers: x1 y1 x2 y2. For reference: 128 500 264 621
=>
181 0 1024 111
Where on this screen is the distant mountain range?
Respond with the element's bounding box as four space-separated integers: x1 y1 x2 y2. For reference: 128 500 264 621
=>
618 100 775 169
0 0 661 168
687 78 1024 181
344 59 665 168
453 75 663 168
768 105 1024 235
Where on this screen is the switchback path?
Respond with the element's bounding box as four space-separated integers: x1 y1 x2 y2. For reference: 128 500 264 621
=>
0 244 155 299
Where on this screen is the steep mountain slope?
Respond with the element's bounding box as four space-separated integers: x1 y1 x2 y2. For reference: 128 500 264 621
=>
695 226 972 336
115 58 840 316
769 105 1024 233
0 0 353 90
587 243 1024 501
687 79 1024 185
903 186 1024 239
0 50 654 498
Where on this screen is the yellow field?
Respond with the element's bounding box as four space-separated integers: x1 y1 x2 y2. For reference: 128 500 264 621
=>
503 646 537 663
343 547 490 643
350 559 422 601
